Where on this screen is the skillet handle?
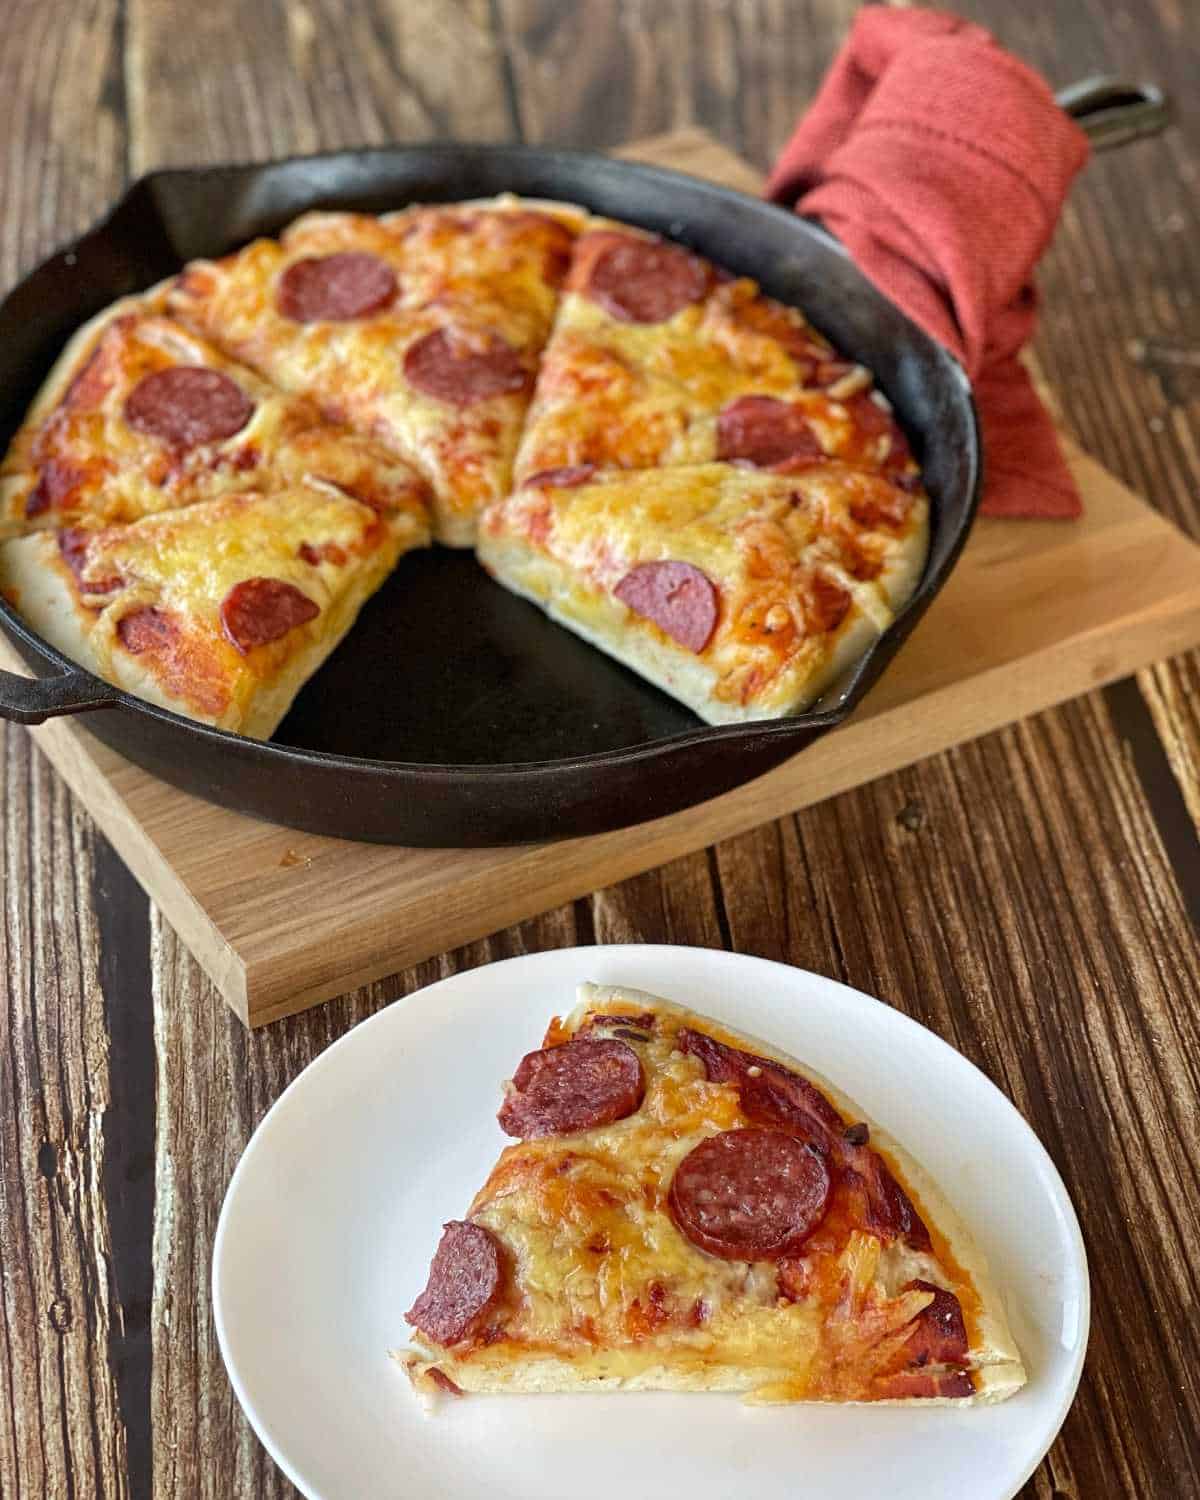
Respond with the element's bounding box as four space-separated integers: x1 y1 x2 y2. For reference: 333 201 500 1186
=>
1056 76 1171 152
0 666 117 725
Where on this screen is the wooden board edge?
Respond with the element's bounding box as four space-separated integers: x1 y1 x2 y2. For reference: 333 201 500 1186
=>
239 584 1200 1024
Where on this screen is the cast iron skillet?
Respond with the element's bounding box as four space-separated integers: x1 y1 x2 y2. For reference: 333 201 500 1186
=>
0 80 1168 845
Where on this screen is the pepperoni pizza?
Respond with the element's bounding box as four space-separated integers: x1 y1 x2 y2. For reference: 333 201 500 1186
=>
0 300 428 537
401 984 1025 1404
479 461 926 722
0 484 423 737
165 197 586 545
0 195 930 735
511 221 912 486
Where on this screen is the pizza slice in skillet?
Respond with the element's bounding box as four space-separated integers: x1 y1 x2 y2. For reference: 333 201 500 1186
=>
512 220 920 491
165 196 586 545
0 299 429 539
0 484 426 738
478 460 928 724
400 984 1025 1404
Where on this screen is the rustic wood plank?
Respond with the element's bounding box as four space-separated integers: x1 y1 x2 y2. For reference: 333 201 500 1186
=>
0 723 132 1499
496 0 858 165
0 4 143 1498
126 0 516 172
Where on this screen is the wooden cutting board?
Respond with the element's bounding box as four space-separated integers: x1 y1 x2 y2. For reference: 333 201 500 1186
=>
5 127 1200 1027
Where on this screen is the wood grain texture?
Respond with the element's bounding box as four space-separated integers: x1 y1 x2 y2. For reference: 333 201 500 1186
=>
0 727 130 1499
2 3 1200 1499
4 407 1198 1027
0 4 144 1498
126 0 516 171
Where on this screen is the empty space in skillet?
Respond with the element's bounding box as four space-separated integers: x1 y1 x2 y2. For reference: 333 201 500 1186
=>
279 549 697 762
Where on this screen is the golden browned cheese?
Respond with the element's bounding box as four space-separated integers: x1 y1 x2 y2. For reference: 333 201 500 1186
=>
481 462 928 716
165 200 586 537
0 309 427 538
512 226 916 487
34 487 422 728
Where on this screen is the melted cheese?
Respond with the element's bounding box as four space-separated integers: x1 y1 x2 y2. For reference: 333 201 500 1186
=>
511 262 917 487
412 1000 986 1403
481 462 926 716
0 308 428 538
72 487 419 730
167 200 584 542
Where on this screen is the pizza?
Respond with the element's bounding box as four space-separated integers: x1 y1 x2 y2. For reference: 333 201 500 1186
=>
1 194 932 736
511 220 915 486
165 197 586 545
0 485 425 737
0 299 428 537
400 984 1025 1404
478 461 927 722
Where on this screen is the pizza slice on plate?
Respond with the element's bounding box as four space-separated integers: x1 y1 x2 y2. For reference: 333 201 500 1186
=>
512 221 919 490
166 197 585 544
0 485 426 737
400 984 1025 1405
478 461 928 723
0 300 429 538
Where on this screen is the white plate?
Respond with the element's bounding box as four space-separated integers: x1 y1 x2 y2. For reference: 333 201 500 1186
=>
213 945 1089 1500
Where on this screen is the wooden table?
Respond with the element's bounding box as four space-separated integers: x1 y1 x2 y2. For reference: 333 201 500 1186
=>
2 2 1199 1496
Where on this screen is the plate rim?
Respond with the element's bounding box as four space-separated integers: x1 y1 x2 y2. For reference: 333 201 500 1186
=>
212 944 1091 1500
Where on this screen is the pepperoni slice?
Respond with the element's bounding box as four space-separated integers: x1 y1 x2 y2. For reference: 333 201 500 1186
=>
614 560 718 653
276 251 398 323
57 528 120 596
522 464 596 489
25 458 86 518
669 1128 831 1261
116 606 177 655
586 236 710 323
716 395 825 470
678 1028 931 1250
677 1029 844 1139
902 1281 970 1367
403 328 529 407
124 367 254 449
497 1038 644 1139
219 577 319 654
405 1221 503 1346
840 1155 931 1251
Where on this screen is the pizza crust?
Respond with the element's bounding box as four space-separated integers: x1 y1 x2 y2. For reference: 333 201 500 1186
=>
400 1351 1023 1407
0 531 110 679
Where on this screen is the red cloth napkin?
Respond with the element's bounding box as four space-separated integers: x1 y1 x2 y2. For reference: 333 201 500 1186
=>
767 7 1090 519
